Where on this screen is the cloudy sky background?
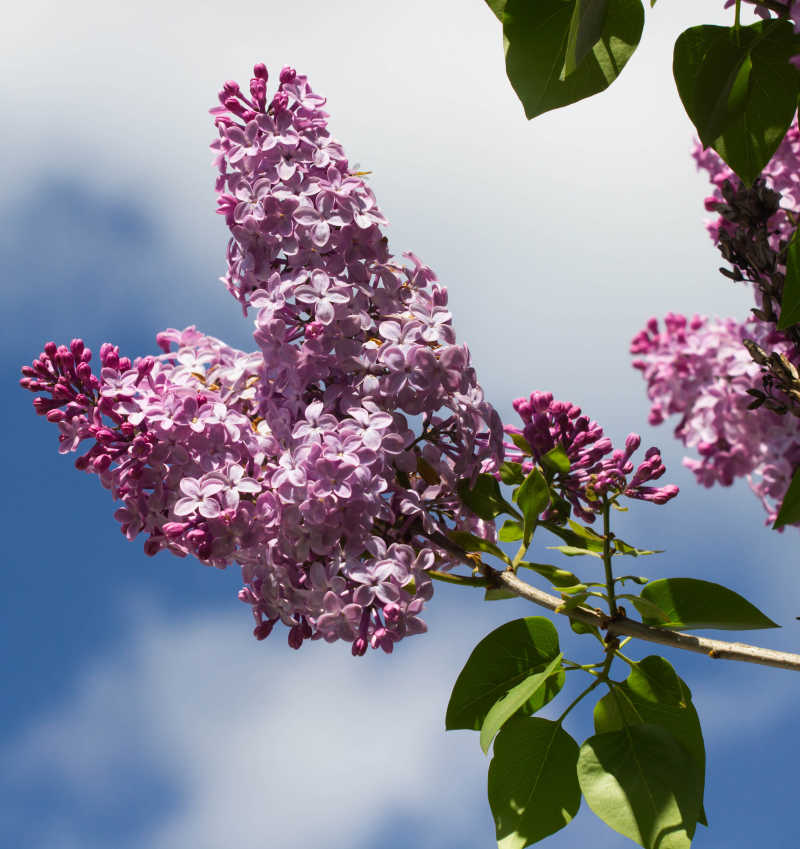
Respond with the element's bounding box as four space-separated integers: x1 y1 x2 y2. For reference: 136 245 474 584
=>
2 1 799 847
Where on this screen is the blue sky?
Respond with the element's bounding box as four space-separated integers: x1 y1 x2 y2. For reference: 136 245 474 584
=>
2 1 799 847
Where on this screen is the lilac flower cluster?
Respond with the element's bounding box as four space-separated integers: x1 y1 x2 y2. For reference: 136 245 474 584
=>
21 63 503 654
693 126 800 251
631 313 800 524
504 392 678 522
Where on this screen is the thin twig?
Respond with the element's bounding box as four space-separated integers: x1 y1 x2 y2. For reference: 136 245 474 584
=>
484 565 800 672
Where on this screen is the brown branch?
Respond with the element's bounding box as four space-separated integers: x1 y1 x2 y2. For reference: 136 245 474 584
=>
482 565 800 672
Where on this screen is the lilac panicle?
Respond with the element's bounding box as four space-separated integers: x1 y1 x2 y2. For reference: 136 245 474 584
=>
21 63 503 655
504 391 678 523
631 314 800 526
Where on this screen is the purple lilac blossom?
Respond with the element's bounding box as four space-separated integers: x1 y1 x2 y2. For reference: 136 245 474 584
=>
631 314 800 526
21 63 504 655
504 392 678 523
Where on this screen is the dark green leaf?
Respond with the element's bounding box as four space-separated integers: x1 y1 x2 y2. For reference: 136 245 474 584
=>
485 0 508 22
489 717 581 849
498 519 524 542
673 21 800 183
447 530 512 565
516 467 550 542
563 0 610 79
500 460 525 485
481 654 563 753
578 724 700 848
779 228 800 330
500 0 644 120
518 561 582 588
594 657 707 827
638 578 779 630
774 464 800 527
457 473 517 521
541 444 571 474
446 618 563 730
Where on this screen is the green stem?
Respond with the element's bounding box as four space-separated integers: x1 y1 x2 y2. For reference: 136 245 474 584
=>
511 540 529 570
557 649 615 724
602 495 617 615
735 0 742 29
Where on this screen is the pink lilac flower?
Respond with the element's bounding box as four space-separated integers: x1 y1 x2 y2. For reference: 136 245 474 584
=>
630 313 800 526
21 63 504 655
504 391 678 523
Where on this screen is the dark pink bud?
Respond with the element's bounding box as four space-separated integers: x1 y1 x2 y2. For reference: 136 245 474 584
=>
253 62 268 80
288 624 304 649
92 454 112 472
253 619 275 640
279 66 296 83
118 357 131 372
119 422 135 439
44 342 57 359
223 80 240 94
163 521 190 538
271 91 288 111
143 536 162 556
70 339 85 359
76 362 93 383
46 409 66 422
351 637 367 657
624 433 641 458
383 602 401 622
75 454 90 470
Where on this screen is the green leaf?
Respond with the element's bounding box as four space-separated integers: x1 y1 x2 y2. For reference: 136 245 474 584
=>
457 473 517 521
571 619 601 637
578 723 700 848
779 228 800 330
499 461 525 485
613 537 662 557
516 467 550 543
485 0 508 22
638 578 779 630
548 544 603 558
447 530 512 565
541 444 571 474
673 21 800 183
774 464 800 528
615 574 649 586
500 0 644 120
481 654 563 753
567 520 605 548
509 432 533 455
489 717 581 849
563 0 610 79
594 656 707 827
498 519 524 542
485 587 519 601
446 618 563 731
518 561 581 588
557 586 590 610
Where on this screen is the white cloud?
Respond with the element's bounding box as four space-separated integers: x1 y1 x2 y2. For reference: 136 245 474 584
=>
5 603 505 849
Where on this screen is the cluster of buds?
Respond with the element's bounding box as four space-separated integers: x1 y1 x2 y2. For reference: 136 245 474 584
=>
504 391 678 522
